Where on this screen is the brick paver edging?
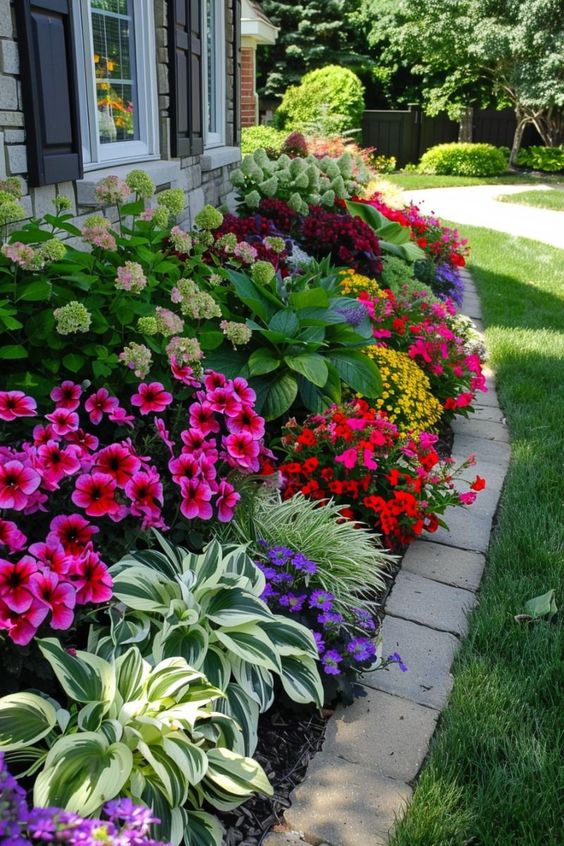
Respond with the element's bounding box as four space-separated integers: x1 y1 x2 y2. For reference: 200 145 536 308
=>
264 269 511 846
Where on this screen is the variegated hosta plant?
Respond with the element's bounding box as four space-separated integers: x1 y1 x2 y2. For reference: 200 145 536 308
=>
92 533 324 756
0 638 272 846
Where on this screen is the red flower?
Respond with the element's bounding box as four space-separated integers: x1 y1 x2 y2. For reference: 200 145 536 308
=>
471 475 486 491
0 554 37 612
85 388 119 425
179 478 213 520
48 514 99 555
297 429 317 447
50 381 82 411
71 472 120 517
131 382 173 415
0 391 37 422
0 460 41 510
69 549 112 604
44 407 79 436
0 518 27 553
30 570 76 630
94 443 141 487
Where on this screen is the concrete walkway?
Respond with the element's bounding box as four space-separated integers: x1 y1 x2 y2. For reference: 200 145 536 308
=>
264 269 511 846
401 184 564 249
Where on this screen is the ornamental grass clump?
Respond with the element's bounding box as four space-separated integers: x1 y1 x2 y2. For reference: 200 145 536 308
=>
280 399 485 550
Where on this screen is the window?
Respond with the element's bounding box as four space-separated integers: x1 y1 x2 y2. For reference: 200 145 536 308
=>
74 0 158 168
203 0 225 148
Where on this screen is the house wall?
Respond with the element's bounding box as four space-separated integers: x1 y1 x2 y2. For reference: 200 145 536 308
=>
0 0 240 232
241 45 258 127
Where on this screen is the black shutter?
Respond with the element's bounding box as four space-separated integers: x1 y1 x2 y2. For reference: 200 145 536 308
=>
232 0 241 146
15 0 82 187
169 0 203 158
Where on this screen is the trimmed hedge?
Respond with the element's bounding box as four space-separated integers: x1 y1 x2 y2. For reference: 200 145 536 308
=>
517 145 564 173
241 125 286 156
274 65 365 134
418 143 507 177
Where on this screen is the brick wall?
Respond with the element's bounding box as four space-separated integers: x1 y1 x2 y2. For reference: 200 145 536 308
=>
0 0 240 233
241 46 258 127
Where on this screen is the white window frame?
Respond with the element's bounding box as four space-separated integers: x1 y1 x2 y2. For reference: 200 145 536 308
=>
203 0 226 149
73 0 159 170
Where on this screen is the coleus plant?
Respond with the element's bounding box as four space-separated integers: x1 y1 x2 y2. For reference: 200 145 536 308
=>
0 639 272 846
345 199 426 263
91 533 324 755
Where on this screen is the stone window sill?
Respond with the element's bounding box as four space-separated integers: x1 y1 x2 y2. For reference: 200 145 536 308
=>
77 159 182 207
201 146 241 172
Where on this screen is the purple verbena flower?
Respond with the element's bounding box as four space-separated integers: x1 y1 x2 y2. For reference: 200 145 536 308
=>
278 592 307 612
388 651 408 672
291 552 317 575
353 607 377 632
313 630 325 655
317 611 343 627
309 589 334 611
346 637 376 662
321 649 343 675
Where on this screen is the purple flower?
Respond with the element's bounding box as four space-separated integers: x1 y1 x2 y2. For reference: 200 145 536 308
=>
260 583 278 601
279 592 307 612
334 300 370 327
434 262 464 306
271 571 294 585
353 607 376 632
317 611 343 627
292 552 317 574
346 637 376 662
256 561 277 580
388 652 408 672
313 630 325 655
321 649 343 675
309 589 334 611
103 797 158 831
268 545 294 565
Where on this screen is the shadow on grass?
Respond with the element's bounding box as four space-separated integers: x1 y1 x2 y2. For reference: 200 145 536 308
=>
469 266 564 334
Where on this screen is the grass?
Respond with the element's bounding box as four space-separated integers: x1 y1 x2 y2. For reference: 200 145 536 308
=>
496 188 564 211
390 226 564 846
385 172 563 190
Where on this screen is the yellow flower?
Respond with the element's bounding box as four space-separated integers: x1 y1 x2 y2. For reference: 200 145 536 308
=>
338 268 382 298
362 346 443 435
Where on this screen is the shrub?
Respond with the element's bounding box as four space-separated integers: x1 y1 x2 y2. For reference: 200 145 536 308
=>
240 125 286 157
380 256 440 302
417 143 507 176
274 65 365 134
298 206 383 278
516 145 564 173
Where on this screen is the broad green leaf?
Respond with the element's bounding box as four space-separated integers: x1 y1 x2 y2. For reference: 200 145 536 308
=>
62 353 85 373
184 810 224 846
203 747 273 811
0 344 28 359
18 279 51 301
280 655 324 707
216 683 259 757
289 287 330 310
297 377 329 414
163 734 208 786
153 624 208 669
525 589 558 619
34 733 132 816
38 639 114 706
199 330 225 350
247 347 280 376
145 658 205 702
229 270 278 322
285 353 328 388
268 309 299 338
261 617 318 658
0 692 57 751
138 740 189 806
327 349 382 397
261 371 298 421
231 657 274 712
111 566 180 612
201 645 231 691
141 775 187 846
377 221 411 243
116 647 150 702
214 624 282 674
204 587 274 627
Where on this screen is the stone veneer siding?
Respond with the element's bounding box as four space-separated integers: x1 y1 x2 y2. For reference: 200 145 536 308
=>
0 0 240 230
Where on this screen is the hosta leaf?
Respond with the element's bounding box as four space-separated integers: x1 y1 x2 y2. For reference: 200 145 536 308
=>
327 349 382 398
183 810 224 846
261 617 319 658
261 371 298 421
111 566 180 612
248 348 281 376
216 683 260 757
145 658 205 702
163 734 208 786
141 774 187 846
34 733 132 816
280 655 324 707
0 692 57 751
201 645 231 691
285 353 328 388
138 740 189 806
38 639 114 707
231 657 274 712
268 309 299 338
153 624 208 669
203 747 273 811
116 647 150 702
204 587 274 627
214 624 282 673
222 547 265 595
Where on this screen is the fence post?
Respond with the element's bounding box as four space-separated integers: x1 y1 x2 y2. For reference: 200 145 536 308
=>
408 104 422 163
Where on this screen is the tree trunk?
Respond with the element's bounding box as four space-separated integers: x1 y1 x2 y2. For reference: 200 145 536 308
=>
509 112 528 167
532 107 564 148
458 106 474 142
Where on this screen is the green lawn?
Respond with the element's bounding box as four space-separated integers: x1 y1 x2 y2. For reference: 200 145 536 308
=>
390 226 564 846
496 188 564 211
385 172 563 190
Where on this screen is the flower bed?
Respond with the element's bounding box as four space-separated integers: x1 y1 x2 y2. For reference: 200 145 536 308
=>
0 145 488 846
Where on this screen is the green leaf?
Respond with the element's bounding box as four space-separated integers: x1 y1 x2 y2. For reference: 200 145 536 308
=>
261 371 298 421
231 658 274 712
261 617 319 658
285 353 328 388
183 810 224 846
247 348 281 376
120 199 145 216
62 353 85 373
203 747 273 811
216 683 260 757
289 287 330 310
327 349 382 397
201 645 231 691
524 589 558 619
115 647 150 702
0 692 58 751
111 566 180 612
0 344 28 359
214 624 282 673
34 733 133 816
163 734 208 786
153 624 209 669
145 657 205 702
18 279 51 301
204 587 274 627
280 655 324 707
38 639 114 706
138 740 190 806
229 270 278 322
268 309 299 337
199 330 225 351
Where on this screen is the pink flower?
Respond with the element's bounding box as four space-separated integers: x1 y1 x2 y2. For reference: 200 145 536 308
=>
66 429 99 454
168 453 201 485
30 570 76 629
0 519 27 553
170 357 200 387
216 480 240 522
459 491 477 505
125 468 163 511
362 448 378 470
227 406 265 440
232 377 256 405
0 391 37 422
419 432 439 450
0 597 49 645
130 382 173 415
85 388 119 425
37 441 81 485
179 478 213 520
154 417 175 453
44 408 79 436
94 444 141 487
0 460 41 510
335 447 358 470
48 514 99 555
50 381 82 411
32 424 57 446
71 472 120 517
0 555 37 612
204 372 226 391
108 406 136 427
189 401 220 435
28 541 70 575
69 549 113 605
207 387 241 417
224 431 260 471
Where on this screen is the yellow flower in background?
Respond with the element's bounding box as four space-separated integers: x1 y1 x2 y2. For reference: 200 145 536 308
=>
94 53 100 63
362 346 443 435
107 60 116 71
339 268 382 299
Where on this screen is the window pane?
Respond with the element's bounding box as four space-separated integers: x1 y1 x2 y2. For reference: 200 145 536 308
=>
91 0 138 144
206 0 217 134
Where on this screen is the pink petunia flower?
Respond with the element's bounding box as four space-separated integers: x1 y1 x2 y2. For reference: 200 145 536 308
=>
94 443 141 487
179 478 213 520
37 441 82 486
0 391 37 422
204 371 226 391
84 388 119 425
168 453 201 485
28 540 71 576
154 417 175 453
0 518 27 553
0 460 41 510
48 514 99 555
50 381 82 411
0 597 49 646
189 401 221 435
459 491 477 505
215 480 240 522
71 472 120 517
231 377 256 406
44 408 79 437
66 428 99 454
224 431 260 471
130 382 173 415
69 549 113 605
170 357 200 387
125 467 163 511
207 387 241 417
30 570 76 630
32 424 57 446
226 406 265 440
335 447 358 470
0 555 37 612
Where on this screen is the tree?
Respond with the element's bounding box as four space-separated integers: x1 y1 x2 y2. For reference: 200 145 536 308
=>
360 0 564 163
257 1 371 98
